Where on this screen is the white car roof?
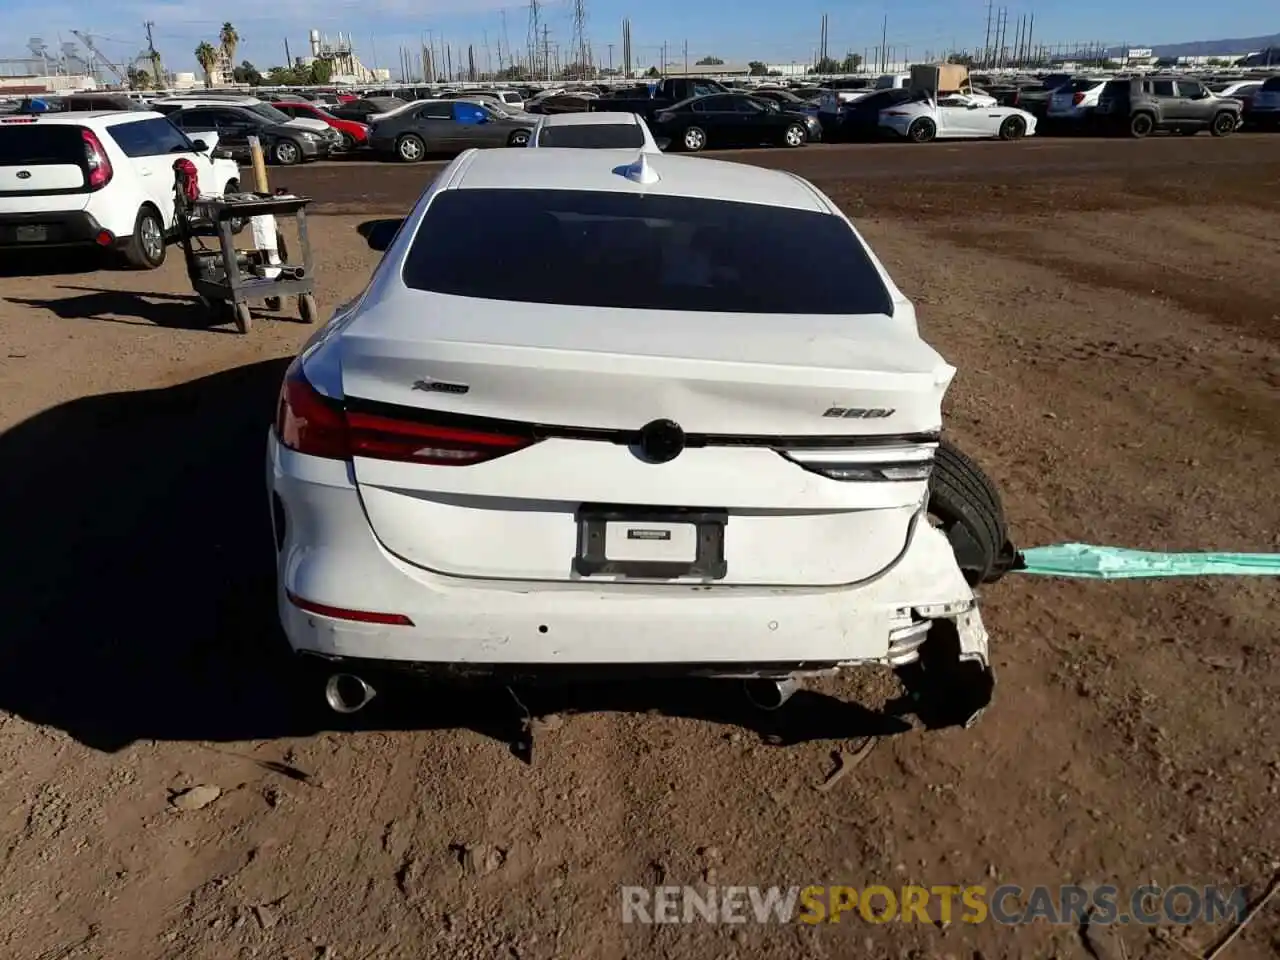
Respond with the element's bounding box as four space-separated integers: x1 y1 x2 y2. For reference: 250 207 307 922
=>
536 112 641 127
152 96 260 106
1 110 167 126
446 148 831 212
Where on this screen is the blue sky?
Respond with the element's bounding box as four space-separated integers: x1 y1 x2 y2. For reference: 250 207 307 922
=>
1 1 1274 74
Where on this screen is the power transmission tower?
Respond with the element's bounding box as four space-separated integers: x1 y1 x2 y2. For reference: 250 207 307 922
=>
143 21 163 87
541 24 551 80
570 0 588 77
527 0 542 78
500 10 512 73
483 31 492 76
982 0 993 68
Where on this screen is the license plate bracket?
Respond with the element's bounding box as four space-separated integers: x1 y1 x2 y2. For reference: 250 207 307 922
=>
15 224 47 243
574 505 727 580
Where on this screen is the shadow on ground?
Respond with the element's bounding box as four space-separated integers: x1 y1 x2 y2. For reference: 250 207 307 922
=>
0 249 114 278
0 359 912 755
7 286 234 332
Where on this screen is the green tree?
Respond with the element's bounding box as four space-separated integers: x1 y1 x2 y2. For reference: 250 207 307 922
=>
840 52 863 72
809 56 841 74
194 41 219 87
266 65 301 85
646 65 660 77
126 64 152 90
232 60 261 85
497 64 527 81
947 53 975 66
695 56 724 65
747 60 768 76
218 22 239 66
308 59 333 84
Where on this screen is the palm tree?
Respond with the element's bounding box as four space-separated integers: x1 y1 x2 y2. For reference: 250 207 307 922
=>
195 41 219 87
219 23 239 67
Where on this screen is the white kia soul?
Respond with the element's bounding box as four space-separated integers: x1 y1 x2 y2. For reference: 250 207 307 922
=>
268 147 1019 728
0 111 240 268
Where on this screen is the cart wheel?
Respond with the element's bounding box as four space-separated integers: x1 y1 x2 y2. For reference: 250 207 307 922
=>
265 296 282 311
234 302 253 335
298 293 318 325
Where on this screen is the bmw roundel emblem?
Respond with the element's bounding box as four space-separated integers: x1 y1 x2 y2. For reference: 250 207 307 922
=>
637 419 685 464
16 170 31 180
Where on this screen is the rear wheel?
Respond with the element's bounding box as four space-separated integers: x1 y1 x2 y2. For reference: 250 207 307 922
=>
1128 113 1154 138
1210 111 1237 137
927 440 1017 586
507 129 531 147
339 131 357 152
998 115 1027 140
122 205 166 269
782 123 807 147
907 117 936 143
681 126 707 152
395 134 426 162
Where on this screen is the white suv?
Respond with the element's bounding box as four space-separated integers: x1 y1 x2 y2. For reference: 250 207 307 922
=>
0 111 240 268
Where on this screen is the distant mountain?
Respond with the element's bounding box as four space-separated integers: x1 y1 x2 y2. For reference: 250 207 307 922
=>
1109 34 1280 58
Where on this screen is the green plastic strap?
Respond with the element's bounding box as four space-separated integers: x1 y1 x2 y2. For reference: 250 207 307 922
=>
1017 543 1280 580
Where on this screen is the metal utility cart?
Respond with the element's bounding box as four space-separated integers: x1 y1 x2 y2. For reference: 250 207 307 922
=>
175 191 318 335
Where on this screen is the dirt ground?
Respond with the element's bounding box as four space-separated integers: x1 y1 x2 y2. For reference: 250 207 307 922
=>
0 137 1277 960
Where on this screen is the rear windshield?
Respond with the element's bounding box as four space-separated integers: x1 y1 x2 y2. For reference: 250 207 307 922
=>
537 123 645 148
1262 77 1280 92
1101 80 1132 96
402 189 893 315
0 124 84 165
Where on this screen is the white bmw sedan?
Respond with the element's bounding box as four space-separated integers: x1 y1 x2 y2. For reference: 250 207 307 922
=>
267 147 1017 724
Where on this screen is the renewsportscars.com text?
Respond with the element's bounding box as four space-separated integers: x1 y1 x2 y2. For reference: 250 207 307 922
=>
621 884 1247 926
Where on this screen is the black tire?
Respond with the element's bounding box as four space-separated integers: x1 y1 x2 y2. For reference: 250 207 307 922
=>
122 204 166 269
927 439 1017 586
782 122 807 148
1209 111 1237 137
507 129 531 147
273 139 303 165
339 131 357 152
908 117 936 143
395 133 426 163
999 115 1027 141
1128 113 1154 138
681 125 707 152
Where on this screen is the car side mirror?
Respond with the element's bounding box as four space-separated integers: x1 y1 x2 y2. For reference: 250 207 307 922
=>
190 138 209 152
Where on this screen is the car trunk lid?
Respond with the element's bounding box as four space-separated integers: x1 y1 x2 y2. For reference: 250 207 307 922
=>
0 120 90 204
334 292 950 587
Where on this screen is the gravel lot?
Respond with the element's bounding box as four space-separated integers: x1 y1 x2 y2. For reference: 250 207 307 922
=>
1 137 1278 960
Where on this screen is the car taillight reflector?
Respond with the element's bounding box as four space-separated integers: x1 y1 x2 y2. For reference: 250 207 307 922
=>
1 117 38 124
275 360 537 465
346 411 536 465
1072 92 1086 106
276 361 351 460
81 127 113 190
286 590 414 626
778 443 936 482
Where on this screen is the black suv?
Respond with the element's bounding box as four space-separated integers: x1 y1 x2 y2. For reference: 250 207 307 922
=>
1094 76 1242 138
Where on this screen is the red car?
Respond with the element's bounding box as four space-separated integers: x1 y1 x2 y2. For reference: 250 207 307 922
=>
270 101 370 151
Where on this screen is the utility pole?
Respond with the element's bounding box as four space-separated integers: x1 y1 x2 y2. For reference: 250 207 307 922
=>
683 38 688 74
1026 13 1035 65
528 0 542 80
607 43 614 71
1014 15 1024 66
880 15 888 72
542 24 551 80
284 38 292 68
661 40 667 77
143 21 162 87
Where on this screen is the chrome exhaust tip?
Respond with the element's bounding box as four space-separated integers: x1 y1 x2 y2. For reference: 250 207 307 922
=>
742 677 799 711
324 673 376 714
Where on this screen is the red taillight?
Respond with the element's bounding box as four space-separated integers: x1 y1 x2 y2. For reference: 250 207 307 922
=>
275 361 537 465
286 590 414 626
276 361 352 460
81 127 112 190
346 411 535 465
1072 92 1086 106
